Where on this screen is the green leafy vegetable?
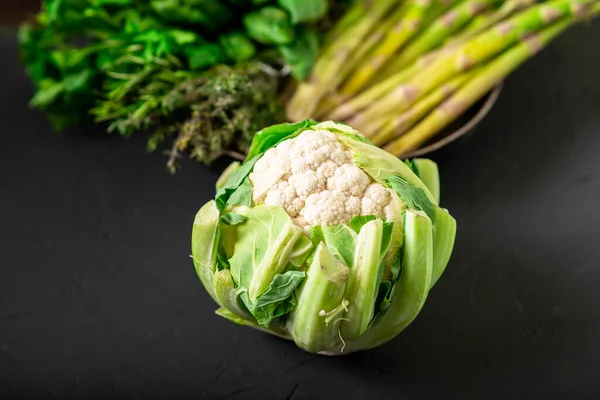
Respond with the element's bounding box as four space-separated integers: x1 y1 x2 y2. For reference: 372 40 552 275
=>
19 0 336 169
243 6 296 45
279 0 329 23
279 27 320 80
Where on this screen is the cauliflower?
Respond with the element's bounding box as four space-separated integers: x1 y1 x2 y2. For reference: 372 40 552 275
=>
194 120 456 356
249 129 396 228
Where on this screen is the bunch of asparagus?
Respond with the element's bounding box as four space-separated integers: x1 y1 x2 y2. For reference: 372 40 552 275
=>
287 0 600 157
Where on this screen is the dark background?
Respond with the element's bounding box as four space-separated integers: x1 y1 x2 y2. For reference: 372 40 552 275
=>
2 10 600 400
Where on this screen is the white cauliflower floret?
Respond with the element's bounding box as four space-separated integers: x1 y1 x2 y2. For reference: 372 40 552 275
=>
316 160 338 179
263 181 304 217
249 129 394 228
289 170 326 201
327 164 370 197
361 184 392 217
302 190 350 226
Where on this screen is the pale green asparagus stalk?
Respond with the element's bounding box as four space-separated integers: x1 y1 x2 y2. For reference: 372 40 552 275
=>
326 63 420 120
286 0 399 121
447 0 538 45
383 0 501 75
349 0 595 129
384 17 576 156
340 0 434 97
314 3 412 118
368 69 476 143
322 0 372 49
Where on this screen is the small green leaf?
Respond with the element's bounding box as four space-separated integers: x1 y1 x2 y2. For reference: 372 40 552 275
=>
278 0 329 24
216 161 241 191
226 178 253 207
243 6 295 45
279 27 319 81
250 270 306 327
186 44 225 70
220 213 248 226
320 224 357 267
219 31 256 63
214 155 261 210
29 81 64 108
168 29 199 45
385 176 436 222
62 69 93 93
246 119 318 160
349 215 377 233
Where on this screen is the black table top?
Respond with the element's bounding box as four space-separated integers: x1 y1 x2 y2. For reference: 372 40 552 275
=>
1 23 600 399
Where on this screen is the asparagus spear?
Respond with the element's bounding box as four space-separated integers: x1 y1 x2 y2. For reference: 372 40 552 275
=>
383 0 501 74
448 0 538 44
368 70 476 144
339 0 434 97
314 3 412 118
384 17 576 156
286 0 399 121
349 0 595 128
326 64 420 120
321 1 373 56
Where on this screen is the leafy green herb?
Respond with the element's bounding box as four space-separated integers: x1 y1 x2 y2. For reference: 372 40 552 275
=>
279 27 320 80
243 6 296 45
19 0 341 170
279 0 329 24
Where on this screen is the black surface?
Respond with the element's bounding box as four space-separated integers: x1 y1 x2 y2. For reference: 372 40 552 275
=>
1 23 600 399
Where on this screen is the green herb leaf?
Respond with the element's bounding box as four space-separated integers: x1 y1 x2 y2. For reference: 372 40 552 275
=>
279 27 319 81
29 81 64 108
278 0 329 24
219 31 256 63
243 6 296 45
186 44 225 70
385 175 436 222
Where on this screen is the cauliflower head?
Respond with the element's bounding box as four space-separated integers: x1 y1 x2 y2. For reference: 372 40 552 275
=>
192 120 456 356
249 129 399 229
